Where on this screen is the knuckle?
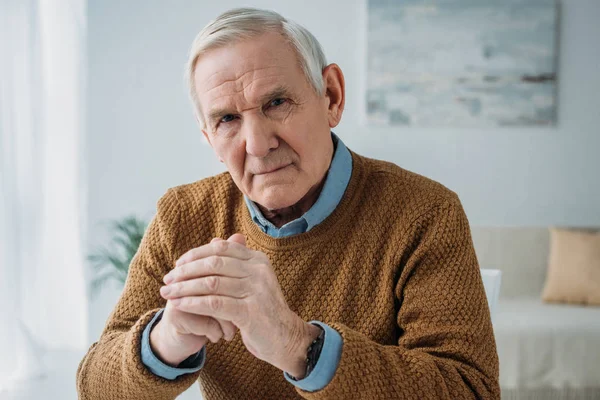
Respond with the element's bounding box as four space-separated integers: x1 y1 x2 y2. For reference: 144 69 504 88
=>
207 256 223 272
208 296 222 311
214 240 228 254
205 276 219 293
177 264 187 278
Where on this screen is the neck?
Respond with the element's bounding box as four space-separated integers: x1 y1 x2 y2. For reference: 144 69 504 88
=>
256 135 337 228
257 176 327 228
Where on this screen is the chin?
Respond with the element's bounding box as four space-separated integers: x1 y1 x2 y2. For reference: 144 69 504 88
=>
252 184 304 211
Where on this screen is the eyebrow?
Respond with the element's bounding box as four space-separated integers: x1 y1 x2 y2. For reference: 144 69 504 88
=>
206 84 293 127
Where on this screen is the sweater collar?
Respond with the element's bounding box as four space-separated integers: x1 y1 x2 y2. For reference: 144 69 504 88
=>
239 147 368 250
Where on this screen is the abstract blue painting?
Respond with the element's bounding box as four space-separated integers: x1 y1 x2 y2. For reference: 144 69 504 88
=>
367 0 558 126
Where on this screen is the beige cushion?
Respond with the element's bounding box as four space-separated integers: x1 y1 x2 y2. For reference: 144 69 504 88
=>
542 227 600 305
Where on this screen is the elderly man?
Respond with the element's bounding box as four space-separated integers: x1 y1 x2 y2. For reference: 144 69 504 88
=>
77 7 499 400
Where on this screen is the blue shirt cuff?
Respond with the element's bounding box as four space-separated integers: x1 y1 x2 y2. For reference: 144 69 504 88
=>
140 308 206 380
284 321 343 392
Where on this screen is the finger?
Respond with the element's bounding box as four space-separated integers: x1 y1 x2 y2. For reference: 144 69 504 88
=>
169 305 225 343
189 314 225 343
172 295 245 326
176 239 253 267
227 233 246 246
216 318 237 341
160 276 248 299
165 256 250 284
211 237 223 243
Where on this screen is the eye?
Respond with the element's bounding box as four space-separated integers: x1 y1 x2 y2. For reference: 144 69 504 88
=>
270 98 286 107
220 114 236 123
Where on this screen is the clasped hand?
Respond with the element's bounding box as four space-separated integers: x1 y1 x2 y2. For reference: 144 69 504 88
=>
160 234 307 372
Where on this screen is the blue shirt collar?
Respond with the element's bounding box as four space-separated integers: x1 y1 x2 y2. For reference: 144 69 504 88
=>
244 132 352 238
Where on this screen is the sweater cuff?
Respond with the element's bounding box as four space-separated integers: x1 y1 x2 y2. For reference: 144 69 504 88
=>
141 309 206 380
284 321 343 392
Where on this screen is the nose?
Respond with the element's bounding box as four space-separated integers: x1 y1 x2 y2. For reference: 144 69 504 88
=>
243 116 279 158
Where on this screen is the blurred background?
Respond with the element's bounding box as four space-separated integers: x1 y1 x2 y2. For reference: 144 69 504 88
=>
1 0 599 399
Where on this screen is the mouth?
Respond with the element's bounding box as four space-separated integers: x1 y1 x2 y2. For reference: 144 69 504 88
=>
255 163 291 175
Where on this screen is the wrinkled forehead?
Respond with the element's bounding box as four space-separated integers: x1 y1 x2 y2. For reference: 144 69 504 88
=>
193 34 306 116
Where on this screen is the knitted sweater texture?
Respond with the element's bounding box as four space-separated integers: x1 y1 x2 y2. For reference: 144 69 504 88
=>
76 151 500 399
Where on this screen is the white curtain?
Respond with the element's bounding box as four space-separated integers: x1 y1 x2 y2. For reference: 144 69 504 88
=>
0 0 87 391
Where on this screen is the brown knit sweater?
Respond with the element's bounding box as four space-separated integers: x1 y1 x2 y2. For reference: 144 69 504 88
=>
76 151 500 399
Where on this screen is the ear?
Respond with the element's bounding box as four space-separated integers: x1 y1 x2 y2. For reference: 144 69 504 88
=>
321 63 345 128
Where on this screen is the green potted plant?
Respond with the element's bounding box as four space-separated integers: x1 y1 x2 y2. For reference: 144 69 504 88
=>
88 215 148 297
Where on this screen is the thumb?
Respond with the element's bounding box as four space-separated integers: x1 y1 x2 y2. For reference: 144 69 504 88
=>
227 233 246 246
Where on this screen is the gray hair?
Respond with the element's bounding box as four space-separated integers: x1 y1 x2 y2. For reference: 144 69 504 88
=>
184 8 328 128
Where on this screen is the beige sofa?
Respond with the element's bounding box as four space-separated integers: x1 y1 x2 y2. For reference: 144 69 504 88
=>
471 227 600 400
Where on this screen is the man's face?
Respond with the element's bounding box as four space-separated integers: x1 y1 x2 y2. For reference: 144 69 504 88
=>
194 32 337 211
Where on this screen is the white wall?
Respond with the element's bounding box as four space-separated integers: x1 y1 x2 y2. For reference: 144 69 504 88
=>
87 0 600 342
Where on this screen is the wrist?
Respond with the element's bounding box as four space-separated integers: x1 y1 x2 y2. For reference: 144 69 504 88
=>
284 321 323 379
